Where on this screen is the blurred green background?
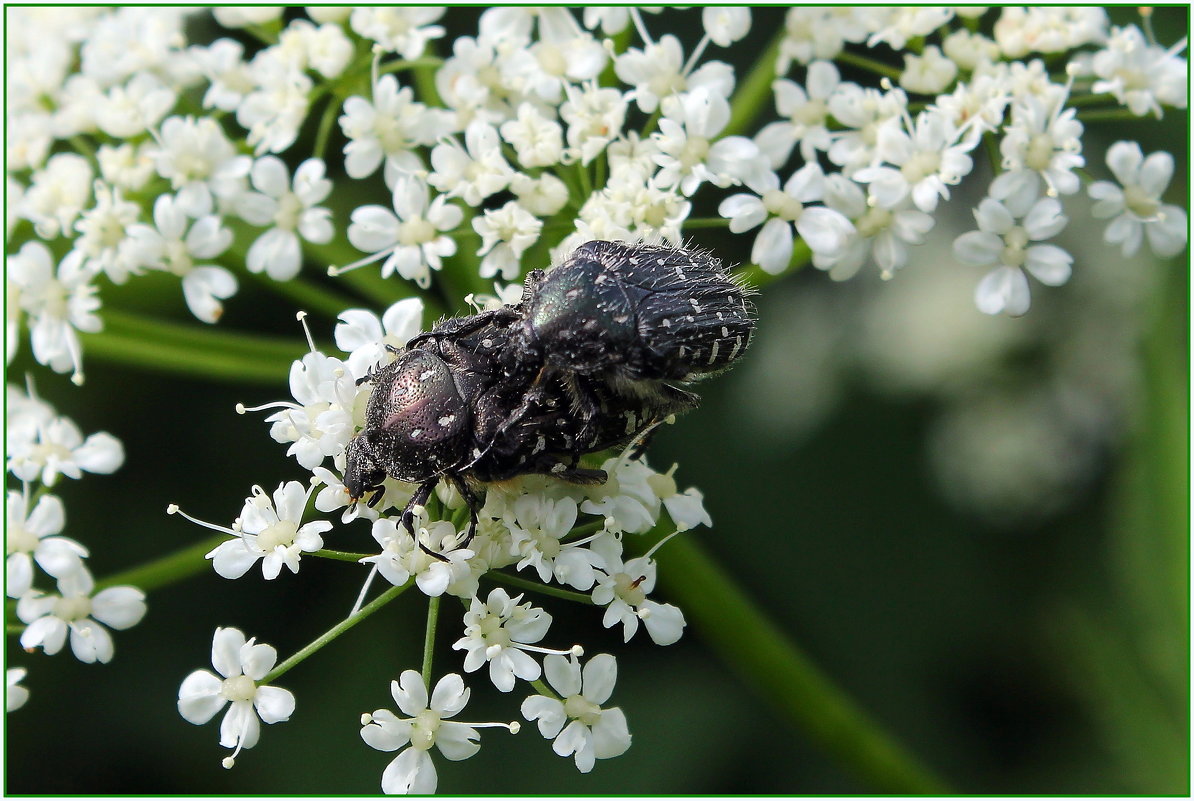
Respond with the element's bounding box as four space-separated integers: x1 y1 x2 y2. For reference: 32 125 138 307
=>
5 6 1188 794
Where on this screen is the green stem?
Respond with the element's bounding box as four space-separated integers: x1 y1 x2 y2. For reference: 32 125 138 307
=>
94 533 228 592
83 308 305 383
421 595 441 686
836 49 903 82
1077 108 1142 123
643 530 951 793
82 325 297 385
487 571 595 605
724 28 786 137
101 308 304 360
682 218 732 230
1067 92 1117 107
314 549 372 562
312 95 341 163
263 581 410 683
529 677 559 699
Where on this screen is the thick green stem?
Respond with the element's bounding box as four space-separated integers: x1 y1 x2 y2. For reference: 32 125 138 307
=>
94 533 228 592
83 309 305 384
263 581 410 683
642 531 951 793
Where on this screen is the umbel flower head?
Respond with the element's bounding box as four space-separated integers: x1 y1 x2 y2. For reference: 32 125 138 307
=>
6 5 1188 795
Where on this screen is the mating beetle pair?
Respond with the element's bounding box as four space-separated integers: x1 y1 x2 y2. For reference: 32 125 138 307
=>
343 240 756 545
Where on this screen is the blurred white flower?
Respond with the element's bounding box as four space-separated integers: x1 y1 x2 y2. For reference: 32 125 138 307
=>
18 567 146 664
954 194 1071 316
1088 141 1188 258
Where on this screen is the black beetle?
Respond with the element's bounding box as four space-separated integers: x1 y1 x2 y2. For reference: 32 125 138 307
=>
344 240 756 549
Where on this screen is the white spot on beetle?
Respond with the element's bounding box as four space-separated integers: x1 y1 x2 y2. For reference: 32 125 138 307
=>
438 415 455 426
729 335 743 361
721 326 729 337
709 340 720 364
410 428 423 439
418 369 435 381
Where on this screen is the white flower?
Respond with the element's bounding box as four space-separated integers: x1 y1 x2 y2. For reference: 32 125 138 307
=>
362 671 507 794
645 465 712 532
580 457 661 535
96 142 156 191
500 103 564 168
361 509 474 598
20 152 93 240
236 156 333 281
350 7 445 59
257 350 359 470
1088 141 1188 258
506 494 603 591
560 82 628 166
899 45 958 95
153 116 251 218
499 9 607 104
7 243 102 384
275 19 353 79
866 7 953 50
653 88 770 197
1090 25 1187 118
992 7 1108 59
340 74 450 184
702 7 752 47
777 8 869 72
335 297 425 380
521 653 631 773
6 491 88 599
718 163 856 275
853 109 977 213
428 121 513 207
213 7 284 28
7 668 30 712
237 51 313 155
126 194 237 323
813 173 935 281
191 38 254 112
71 182 144 284
205 482 332 580
754 61 840 168
510 172 570 218
177 627 296 768
941 29 1001 72
473 201 543 281
344 176 462 288
6 407 124 486
998 93 1084 197
954 195 1072 316
614 33 733 114
18 567 146 664
826 83 908 177
452 588 553 692
589 533 686 645
94 71 176 138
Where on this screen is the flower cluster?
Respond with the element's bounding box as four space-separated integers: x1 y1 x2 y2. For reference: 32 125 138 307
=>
5 381 145 707
5 4 1188 792
172 297 697 787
